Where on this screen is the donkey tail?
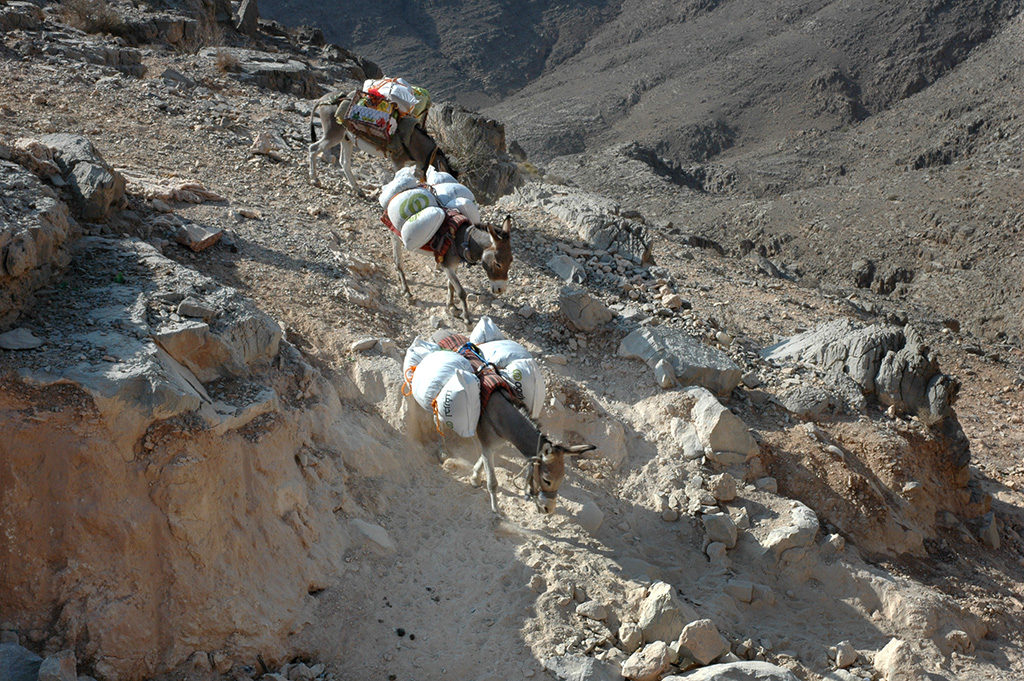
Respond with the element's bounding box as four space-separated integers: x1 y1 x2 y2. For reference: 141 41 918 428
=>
309 104 318 143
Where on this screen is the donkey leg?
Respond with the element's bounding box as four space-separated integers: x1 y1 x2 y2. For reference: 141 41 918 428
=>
391 234 412 297
444 268 472 325
339 137 364 197
482 449 500 513
471 454 486 487
308 140 321 186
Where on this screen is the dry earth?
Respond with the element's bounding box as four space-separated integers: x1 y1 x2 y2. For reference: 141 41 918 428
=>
1 4 1024 681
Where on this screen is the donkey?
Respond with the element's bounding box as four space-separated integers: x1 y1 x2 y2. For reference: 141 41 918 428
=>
308 90 456 194
472 388 595 514
393 215 513 324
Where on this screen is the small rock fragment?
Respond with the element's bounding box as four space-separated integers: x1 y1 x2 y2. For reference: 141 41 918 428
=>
576 601 608 621
619 623 643 653
675 619 729 665
350 337 378 353
708 474 737 502
833 640 857 668
621 641 674 681
0 328 43 350
174 223 223 252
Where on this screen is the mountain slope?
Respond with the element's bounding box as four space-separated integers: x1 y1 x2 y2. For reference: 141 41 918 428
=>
488 0 1022 162
260 0 621 107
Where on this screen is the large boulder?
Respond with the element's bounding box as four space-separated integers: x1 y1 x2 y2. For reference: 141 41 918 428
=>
0 643 42 681
0 2 44 31
675 619 729 665
763 320 958 423
37 650 77 681
198 48 323 98
873 638 923 681
621 641 675 681
235 0 259 35
637 581 699 644
27 134 126 221
687 388 757 461
560 286 613 332
501 184 652 260
16 236 282 449
426 102 521 204
664 661 800 680
763 501 819 556
620 327 741 396
543 654 621 681
0 160 77 325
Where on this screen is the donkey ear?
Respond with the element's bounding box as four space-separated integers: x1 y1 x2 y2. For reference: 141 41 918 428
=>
486 221 510 242
564 444 597 457
501 215 513 237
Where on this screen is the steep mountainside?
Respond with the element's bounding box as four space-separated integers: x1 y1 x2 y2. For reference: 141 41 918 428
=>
260 0 620 107
3 3 1024 681
259 0 1024 342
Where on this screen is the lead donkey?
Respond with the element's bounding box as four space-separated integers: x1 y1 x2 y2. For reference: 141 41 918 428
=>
308 90 456 194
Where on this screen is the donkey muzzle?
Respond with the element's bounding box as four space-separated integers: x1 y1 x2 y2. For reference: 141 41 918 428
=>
535 492 557 514
490 279 507 296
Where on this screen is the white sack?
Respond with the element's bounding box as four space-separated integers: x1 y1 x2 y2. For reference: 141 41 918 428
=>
387 187 438 230
380 167 420 209
435 370 481 437
478 339 533 368
426 167 458 185
448 196 481 225
403 337 440 375
365 78 419 114
500 358 545 419
469 316 506 345
401 206 445 250
411 351 474 410
433 181 475 206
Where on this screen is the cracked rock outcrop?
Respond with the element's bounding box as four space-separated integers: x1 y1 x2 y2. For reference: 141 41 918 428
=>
0 160 77 324
763 319 959 423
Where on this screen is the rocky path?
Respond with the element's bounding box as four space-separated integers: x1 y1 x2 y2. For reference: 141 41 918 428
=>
2 6 1024 681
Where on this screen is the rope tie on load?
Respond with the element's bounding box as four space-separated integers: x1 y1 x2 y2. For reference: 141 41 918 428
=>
401 366 416 396
430 399 444 436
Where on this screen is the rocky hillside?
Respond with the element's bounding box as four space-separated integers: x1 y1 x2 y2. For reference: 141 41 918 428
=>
2 3 1024 681
259 0 619 108
261 0 1024 346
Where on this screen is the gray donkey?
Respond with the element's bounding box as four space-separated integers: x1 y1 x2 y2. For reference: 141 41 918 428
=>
392 215 513 324
308 90 456 194
472 386 595 515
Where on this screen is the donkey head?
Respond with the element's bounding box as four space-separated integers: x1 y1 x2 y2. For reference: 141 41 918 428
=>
434 147 458 179
527 440 597 514
481 215 513 296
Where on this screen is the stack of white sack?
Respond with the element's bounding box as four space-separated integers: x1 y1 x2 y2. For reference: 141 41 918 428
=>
426 167 481 226
379 167 482 250
402 317 546 436
407 346 481 437
363 77 419 114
